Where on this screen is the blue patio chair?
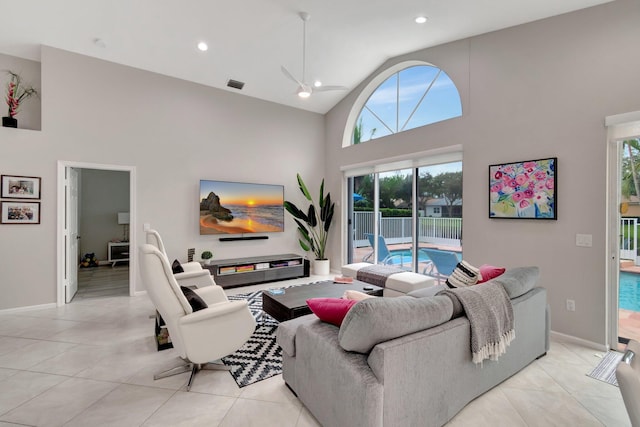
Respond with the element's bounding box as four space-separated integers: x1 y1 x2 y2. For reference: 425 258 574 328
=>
362 233 409 267
420 248 460 284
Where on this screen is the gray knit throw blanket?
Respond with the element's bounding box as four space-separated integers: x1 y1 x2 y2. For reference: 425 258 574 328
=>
438 281 515 364
356 265 403 288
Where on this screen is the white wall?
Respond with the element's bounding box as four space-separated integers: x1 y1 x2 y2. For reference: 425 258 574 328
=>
79 169 130 261
325 0 640 346
0 47 324 309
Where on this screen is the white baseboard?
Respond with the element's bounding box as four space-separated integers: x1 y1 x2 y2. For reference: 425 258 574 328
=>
0 302 57 314
134 290 147 297
550 330 608 352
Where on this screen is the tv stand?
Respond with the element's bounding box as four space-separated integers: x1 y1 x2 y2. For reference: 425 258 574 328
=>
202 253 308 288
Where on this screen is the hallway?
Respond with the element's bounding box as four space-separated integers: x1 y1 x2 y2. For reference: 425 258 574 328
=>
75 265 129 300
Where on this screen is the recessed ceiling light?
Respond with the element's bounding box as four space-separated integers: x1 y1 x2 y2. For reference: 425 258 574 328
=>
313 80 322 88
415 16 428 24
197 41 208 51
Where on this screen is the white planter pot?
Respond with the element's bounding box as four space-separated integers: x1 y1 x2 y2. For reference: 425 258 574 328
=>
313 259 330 276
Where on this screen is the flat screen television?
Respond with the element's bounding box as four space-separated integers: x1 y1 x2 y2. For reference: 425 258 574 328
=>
199 180 285 235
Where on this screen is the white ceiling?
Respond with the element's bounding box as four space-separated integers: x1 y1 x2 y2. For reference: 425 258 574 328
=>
0 0 612 114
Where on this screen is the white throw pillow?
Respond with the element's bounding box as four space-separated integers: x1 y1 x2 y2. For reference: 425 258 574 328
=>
342 290 377 301
446 260 480 288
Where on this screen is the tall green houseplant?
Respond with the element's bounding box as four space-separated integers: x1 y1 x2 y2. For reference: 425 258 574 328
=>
284 174 335 260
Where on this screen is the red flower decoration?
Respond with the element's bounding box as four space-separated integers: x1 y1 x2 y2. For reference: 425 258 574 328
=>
4 71 38 118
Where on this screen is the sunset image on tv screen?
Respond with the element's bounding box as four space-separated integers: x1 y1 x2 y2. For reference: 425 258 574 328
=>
199 180 285 235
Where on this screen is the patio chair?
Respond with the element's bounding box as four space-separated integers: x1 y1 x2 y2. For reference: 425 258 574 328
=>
362 233 408 267
421 248 460 284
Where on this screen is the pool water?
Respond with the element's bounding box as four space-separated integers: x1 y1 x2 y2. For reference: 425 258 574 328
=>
619 272 640 311
387 249 462 266
388 249 431 264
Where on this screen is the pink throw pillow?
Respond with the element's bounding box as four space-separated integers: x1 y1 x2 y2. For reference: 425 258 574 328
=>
307 298 358 326
477 264 506 283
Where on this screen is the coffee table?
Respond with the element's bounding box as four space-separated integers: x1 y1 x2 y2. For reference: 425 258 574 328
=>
262 280 383 322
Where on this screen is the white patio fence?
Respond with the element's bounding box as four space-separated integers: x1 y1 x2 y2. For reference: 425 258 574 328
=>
621 218 639 264
354 215 639 265
353 212 462 248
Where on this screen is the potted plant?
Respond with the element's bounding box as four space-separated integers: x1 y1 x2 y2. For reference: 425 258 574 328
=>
3 71 38 128
201 250 213 265
284 173 335 275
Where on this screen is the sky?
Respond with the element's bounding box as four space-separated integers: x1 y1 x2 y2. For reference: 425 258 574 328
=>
356 65 462 143
200 180 283 206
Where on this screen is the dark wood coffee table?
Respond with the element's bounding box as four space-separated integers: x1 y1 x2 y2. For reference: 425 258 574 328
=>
262 280 383 322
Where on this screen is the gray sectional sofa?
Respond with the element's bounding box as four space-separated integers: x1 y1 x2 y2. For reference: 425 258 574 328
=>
276 267 550 427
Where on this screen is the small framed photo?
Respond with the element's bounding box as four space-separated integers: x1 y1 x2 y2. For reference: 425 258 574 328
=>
1 201 41 224
1 175 41 199
489 157 557 220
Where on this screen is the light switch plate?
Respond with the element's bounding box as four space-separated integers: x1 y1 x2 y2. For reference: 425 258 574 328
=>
576 233 592 247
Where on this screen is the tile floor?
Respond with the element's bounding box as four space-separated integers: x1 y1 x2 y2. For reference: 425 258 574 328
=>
0 274 633 427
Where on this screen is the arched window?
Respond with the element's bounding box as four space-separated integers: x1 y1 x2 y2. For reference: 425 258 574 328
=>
351 64 462 145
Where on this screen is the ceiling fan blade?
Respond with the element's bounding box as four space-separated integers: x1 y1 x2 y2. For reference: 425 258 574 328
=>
283 13 348 98
281 66 304 87
313 85 348 92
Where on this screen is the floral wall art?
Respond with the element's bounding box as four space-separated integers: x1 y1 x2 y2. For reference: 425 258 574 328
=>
489 158 557 219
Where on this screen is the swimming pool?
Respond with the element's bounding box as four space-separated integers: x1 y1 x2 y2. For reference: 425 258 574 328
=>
386 249 462 266
619 272 640 311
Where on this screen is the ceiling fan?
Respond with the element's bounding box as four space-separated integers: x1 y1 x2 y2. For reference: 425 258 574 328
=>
281 12 347 98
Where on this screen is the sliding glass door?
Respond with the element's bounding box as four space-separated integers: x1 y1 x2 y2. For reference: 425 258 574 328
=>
347 161 462 276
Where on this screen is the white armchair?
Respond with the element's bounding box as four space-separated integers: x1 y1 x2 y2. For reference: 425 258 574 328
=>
616 339 640 426
139 244 255 390
146 229 215 288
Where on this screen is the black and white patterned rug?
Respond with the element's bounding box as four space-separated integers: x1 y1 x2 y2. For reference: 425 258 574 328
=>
221 291 283 388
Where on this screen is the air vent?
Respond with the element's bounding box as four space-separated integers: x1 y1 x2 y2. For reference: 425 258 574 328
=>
227 79 245 90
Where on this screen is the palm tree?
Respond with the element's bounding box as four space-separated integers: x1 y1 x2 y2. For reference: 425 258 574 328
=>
352 117 376 144
623 139 640 199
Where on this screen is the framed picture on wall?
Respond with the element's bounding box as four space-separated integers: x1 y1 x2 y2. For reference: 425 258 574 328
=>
1 175 41 199
489 157 557 220
1 201 41 224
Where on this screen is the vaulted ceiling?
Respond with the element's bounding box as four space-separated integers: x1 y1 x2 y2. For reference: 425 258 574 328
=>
0 0 613 114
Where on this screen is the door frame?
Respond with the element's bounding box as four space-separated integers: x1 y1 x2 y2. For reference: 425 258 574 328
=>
66 167 80 303
56 161 137 306
605 111 640 349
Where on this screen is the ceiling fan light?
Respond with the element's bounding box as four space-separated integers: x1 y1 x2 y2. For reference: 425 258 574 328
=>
297 88 311 98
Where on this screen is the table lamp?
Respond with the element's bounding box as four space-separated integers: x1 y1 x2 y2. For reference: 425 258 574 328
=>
117 212 130 242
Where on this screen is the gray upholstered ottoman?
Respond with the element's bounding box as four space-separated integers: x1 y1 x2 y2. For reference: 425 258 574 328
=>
341 263 436 297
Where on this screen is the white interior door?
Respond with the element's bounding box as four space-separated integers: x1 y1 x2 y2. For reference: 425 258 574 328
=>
65 167 79 302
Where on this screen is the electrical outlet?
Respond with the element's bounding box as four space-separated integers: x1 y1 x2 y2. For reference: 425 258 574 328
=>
566 299 576 311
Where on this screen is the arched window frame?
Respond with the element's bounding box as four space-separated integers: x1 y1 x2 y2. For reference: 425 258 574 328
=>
342 60 462 147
